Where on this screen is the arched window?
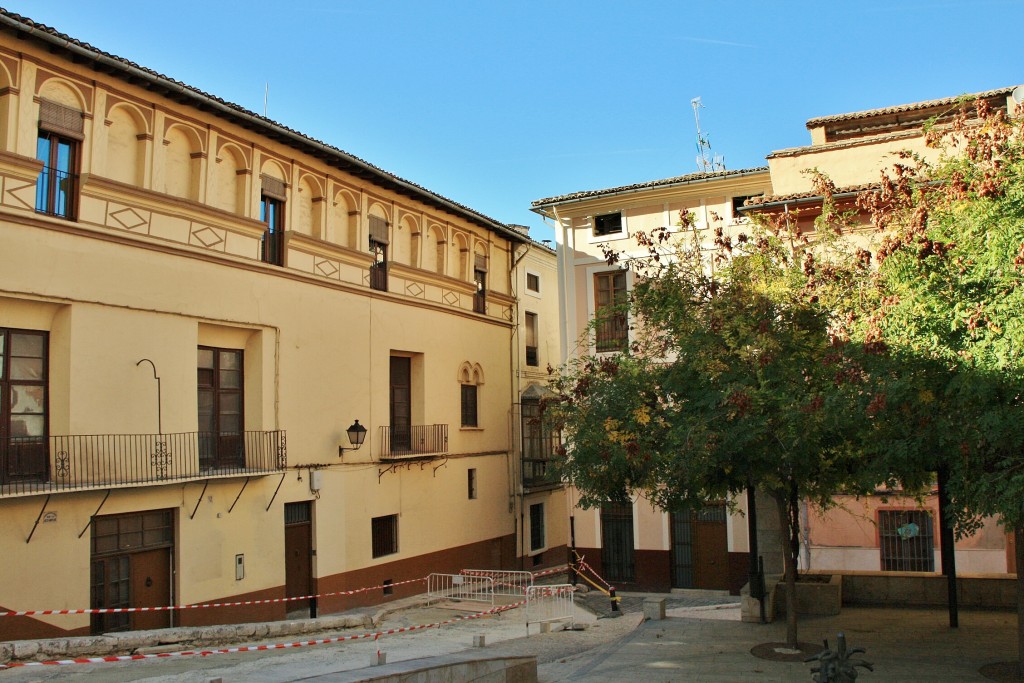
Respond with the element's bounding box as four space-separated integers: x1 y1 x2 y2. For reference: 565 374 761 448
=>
331 190 357 248
212 144 247 215
35 82 86 220
163 125 200 200
457 362 484 428
296 176 323 239
105 104 146 187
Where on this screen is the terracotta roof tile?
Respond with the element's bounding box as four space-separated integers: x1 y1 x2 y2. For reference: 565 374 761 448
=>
805 86 1018 128
744 183 879 207
531 167 769 208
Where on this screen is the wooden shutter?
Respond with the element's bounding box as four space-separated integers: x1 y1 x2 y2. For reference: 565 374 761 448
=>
260 175 287 201
369 215 389 244
39 100 84 139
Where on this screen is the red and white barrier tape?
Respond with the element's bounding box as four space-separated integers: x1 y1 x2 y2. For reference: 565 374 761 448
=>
531 564 569 579
1 599 527 669
0 576 427 617
576 560 615 592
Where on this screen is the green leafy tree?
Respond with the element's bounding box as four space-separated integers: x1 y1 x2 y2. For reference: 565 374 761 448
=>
845 98 1024 673
549 209 880 647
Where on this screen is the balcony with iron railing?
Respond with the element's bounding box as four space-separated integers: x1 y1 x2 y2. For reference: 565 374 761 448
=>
0 430 286 497
522 456 560 490
379 424 448 459
36 165 77 220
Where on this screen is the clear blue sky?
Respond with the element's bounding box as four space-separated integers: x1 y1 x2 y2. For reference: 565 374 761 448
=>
17 1 1024 243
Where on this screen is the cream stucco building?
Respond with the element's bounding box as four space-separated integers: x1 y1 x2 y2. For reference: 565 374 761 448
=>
532 167 773 593
532 85 1020 596
748 86 1022 576
0 9 563 641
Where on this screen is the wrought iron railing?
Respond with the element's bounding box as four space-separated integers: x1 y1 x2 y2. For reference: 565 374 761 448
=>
379 424 448 459
523 457 559 489
595 315 627 352
36 165 77 219
0 431 286 496
370 261 388 291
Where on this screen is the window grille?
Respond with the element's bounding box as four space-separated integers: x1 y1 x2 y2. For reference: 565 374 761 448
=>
879 509 935 572
530 503 545 551
372 514 398 558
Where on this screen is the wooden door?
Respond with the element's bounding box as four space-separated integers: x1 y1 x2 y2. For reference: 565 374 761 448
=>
130 548 171 630
693 504 729 590
389 357 411 451
600 504 635 583
285 502 313 616
670 511 695 589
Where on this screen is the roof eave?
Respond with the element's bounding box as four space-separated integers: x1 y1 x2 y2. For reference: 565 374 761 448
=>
0 12 527 245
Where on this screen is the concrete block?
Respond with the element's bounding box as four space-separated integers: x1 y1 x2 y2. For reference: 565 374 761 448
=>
474 634 486 647
643 597 666 621
11 640 39 659
372 650 387 666
62 636 117 656
773 574 841 617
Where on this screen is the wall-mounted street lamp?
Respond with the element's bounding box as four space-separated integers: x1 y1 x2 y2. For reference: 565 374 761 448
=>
339 420 367 457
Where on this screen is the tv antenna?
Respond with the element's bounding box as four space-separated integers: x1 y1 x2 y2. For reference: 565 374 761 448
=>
691 97 725 173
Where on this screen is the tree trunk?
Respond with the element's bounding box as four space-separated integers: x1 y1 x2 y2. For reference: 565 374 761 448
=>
774 486 800 648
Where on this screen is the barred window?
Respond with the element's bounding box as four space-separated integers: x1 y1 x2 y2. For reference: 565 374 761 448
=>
530 503 545 551
461 384 478 428
371 514 398 558
879 509 935 572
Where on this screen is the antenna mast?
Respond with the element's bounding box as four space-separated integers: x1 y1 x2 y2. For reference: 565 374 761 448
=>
691 97 725 172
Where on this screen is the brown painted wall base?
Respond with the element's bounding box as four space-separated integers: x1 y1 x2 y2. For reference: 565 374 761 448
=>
317 534 517 615
572 547 672 593
177 586 287 628
0 534 518 642
0 608 90 642
515 544 569 574
575 547 749 595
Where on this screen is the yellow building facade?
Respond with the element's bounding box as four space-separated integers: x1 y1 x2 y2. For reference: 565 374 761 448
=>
0 10 561 640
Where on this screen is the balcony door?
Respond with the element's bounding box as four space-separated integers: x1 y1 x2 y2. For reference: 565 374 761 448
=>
198 347 244 470
389 357 411 451
0 329 48 484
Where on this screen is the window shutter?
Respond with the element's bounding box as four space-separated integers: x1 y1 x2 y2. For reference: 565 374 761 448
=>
474 254 487 272
369 215 389 244
38 99 84 140
260 175 287 201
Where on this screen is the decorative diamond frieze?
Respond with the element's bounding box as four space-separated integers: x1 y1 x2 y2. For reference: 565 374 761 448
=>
191 226 224 248
110 207 147 231
315 258 339 278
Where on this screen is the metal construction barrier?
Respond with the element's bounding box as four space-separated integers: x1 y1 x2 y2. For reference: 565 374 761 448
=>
525 584 575 633
460 569 533 596
426 573 494 606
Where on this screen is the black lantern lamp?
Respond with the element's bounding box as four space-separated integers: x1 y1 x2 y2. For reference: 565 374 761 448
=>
339 420 367 456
